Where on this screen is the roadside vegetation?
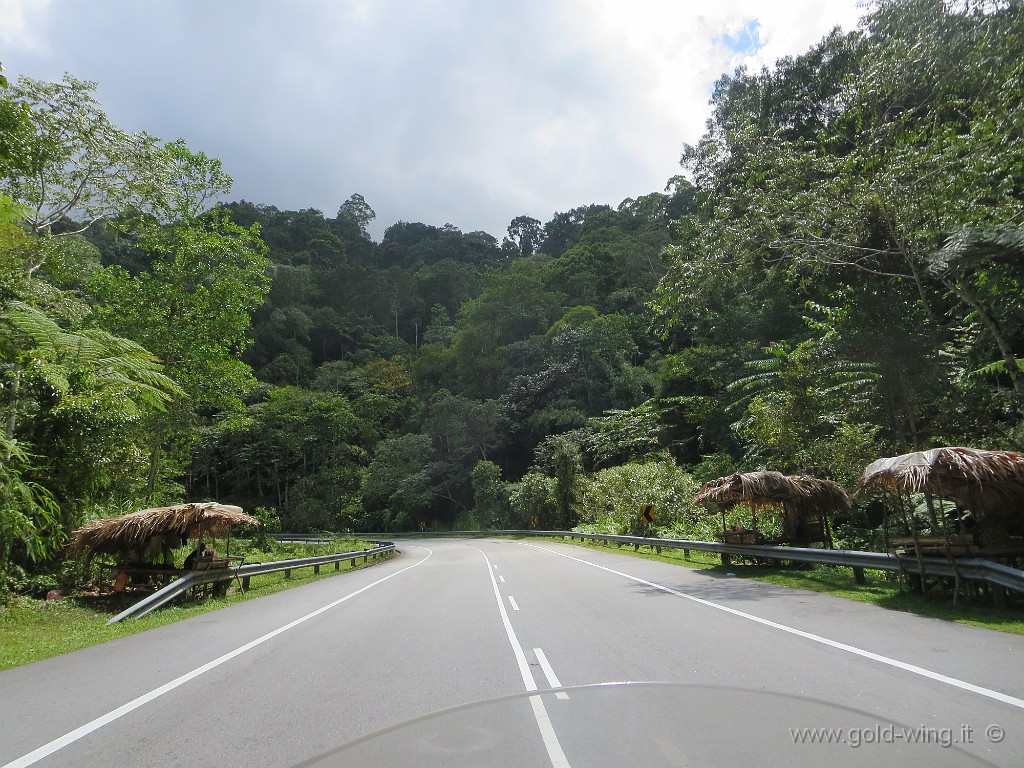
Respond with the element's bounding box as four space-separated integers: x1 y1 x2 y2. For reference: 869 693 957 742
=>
0 538 389 671
3 2 1024 621
549 536 1024 636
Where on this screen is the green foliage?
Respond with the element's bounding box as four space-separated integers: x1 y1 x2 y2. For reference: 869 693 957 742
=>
471 460 513 528
0 437 62 577
576 459 702 537
508 471 556 529
728 332 879 482
4 74 170 234
360 433 437 530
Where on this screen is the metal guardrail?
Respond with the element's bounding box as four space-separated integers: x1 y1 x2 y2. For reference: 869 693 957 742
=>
106 543 395 624
352 529 1024 595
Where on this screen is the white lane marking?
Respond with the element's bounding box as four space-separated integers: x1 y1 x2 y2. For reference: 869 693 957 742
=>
524 543 1024 711
534 649 569 700
530 696 571 767
473 547 571 768
2 548 434 768
499 575 506 583
508 595 520 611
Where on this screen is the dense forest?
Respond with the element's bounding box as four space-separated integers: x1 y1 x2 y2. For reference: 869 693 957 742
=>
3 0 1024 585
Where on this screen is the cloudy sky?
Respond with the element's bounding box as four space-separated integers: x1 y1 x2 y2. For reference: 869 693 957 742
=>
2 0 866 240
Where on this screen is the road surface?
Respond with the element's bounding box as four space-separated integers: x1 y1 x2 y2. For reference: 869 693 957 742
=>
1 538 1022 766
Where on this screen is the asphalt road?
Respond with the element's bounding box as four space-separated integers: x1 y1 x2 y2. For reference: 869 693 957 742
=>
2 538 1023 767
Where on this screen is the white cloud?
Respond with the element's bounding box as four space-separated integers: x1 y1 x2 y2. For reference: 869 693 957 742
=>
2 0 867 239
0 0 52 54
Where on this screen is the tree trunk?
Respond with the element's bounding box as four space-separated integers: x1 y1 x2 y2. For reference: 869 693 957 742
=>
945 277 1024 417
3 364 21 459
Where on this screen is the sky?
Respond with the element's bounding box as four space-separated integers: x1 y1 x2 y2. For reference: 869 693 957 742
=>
1 0 867 241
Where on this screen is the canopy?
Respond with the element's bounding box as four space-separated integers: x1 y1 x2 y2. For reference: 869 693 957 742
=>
859 446 1024 537
693 470 852 516
69 502 258 561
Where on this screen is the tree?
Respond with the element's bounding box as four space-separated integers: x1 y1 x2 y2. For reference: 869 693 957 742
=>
337 193 376 240
656 0 1024 462
0 63 34 180
504 215 544 257
4 74 171 235
927 226 1024 419
471 460 513 528
727 324 879 483
360 434 438 530
86 212 270 497
534 434 584 528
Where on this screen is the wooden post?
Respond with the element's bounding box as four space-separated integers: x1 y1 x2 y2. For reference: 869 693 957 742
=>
853 567 866 584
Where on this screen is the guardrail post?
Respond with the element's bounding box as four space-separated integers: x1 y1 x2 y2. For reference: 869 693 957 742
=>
335 560 340 571
993 585 1007 608
656 546 662 554
284 569 292 579
683 549 690 557
853 567 866 584
314 564 320 575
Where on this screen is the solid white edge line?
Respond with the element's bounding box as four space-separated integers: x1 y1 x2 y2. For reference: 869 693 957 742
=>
3 548 434 768
524 543 1024 711
508 595 520 611
534 648 570 700
472 547 571 768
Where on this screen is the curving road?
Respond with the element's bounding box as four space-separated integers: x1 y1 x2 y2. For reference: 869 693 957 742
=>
1 538 1022 767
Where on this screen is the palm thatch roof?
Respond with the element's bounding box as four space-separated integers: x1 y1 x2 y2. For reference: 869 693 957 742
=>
69 502 258 561
860 447 1024 534
693 471 852 518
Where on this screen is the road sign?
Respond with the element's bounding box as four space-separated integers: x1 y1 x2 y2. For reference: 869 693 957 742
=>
418 521 426 531
641 504 655 524
530 515 540 528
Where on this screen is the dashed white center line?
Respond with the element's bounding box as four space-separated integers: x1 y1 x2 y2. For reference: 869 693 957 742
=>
474 547 570 767
499 575 506 583
508 595 520 611
534 649 569 700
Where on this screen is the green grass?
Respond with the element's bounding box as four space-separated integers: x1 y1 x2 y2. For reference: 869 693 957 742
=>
0 540 393 671
537 536 1024 636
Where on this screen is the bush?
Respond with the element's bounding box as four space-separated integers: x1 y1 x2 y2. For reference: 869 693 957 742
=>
577 459 702 536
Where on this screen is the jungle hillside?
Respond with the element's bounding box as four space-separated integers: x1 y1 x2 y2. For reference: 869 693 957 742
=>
3 0 1024 591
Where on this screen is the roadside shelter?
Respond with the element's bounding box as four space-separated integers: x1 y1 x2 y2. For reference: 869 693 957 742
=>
693 470 850 547
859 446 1024 557
69 502 258 586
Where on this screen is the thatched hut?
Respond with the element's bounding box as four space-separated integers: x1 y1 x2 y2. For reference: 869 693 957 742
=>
693 471 851 546
69 502 259 564
860 447 1024 548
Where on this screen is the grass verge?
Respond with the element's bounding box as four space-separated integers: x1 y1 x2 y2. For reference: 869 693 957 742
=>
0 540 394 671
537 536 1024 636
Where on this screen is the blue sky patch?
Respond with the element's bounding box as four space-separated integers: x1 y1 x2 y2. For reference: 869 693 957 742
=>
720 19 763 54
